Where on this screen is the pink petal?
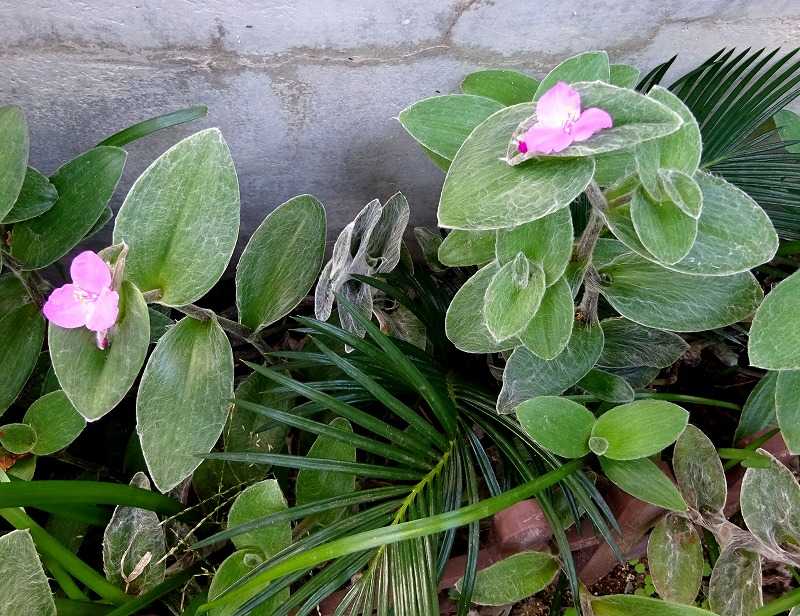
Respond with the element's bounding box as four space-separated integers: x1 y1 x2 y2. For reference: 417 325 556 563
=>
522 124 574 154
536 82 581 127
43 284 90 328
70 251 112 295
85 287 119 332
571 107 613 142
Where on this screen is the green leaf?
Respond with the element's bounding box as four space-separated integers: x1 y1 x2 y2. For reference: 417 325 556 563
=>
495 206 573 285
113 128 240 306
775 370 800 454
49 281 150 421
592 594 717 616
2 167 58 224
0 273 26 316
659 170 703 219
439 103 595 230
517 277 574 360
596 249 763 332
735 372 778 442
497 321 603 413
598 318 688 369
97 105 208 148
590 400 688 460
484 254 545 341
516 396 595 458
749 269 800 370
647 514 703 604
102 472 166 595
0 529 56 616
741 450 800 553
236 194 326 331
672 425 726 519
227 479 291 557
461 69 540 106
599 457 687 511
510 81 682 163
11 147 126 269
0 422 37 454
635 140 663 201
23 391 85 455
147 308 173 344
647 86 702 175
438 229 496 267
605 171 778 276
0 106 30 221
208 551 287 616
398 94 504 161
609 64 641 89
295 417 356 526
534 51 610 99
0 303 45 416
630 188 697 265
455 550 559 606
577 369 634 403
136 316 234 492
445 263 516 354
775 108 800 153
708 546 762 616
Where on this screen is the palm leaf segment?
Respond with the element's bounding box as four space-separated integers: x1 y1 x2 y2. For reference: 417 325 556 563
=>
198 294 618 615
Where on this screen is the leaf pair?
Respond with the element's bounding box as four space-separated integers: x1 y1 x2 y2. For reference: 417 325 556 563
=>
0 391 85 456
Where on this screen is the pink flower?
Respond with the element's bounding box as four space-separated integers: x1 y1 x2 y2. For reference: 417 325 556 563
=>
43 251 119 349
517 82 613 154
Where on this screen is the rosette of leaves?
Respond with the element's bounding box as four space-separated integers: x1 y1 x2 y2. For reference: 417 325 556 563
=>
400 49 778 416
194 297 620 615
314 192 409 338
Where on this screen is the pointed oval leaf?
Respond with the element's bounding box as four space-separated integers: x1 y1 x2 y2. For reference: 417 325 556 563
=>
610 64 641 89
592 594 717 616
445 262 517 354
102 472 166 594
577 368 634 403
208 550 287 616
735 371 778 442
749 269 800 370
516 396 595 458
535 51 610 98
0 529 56 616
599 457 687 511
673 425 727 519
439 103 595 230
438 229 496 267
113 128 240 306
741 449 800 552
0 303 45 416
0 423 37 454
605 172 778 276
236 195 326 331
136 316 234 493
0 106 30 221
227 479 291 557
2 167 58 224
497 321 603 414
708 546 762 616
591 400 688 460
630 188 697 266
11 147 126 269
484 254 545 341
295 417 356 526
50 280 150 421
659 170 702 219
597 250 763 332
647 86 702 175
495 206 573 286
518 277 574 360
775 370 800 454
461 69 540 106
648 514 703 604
23 390 85 455
455 551 559 606
399 94 504 161
598 318 687 369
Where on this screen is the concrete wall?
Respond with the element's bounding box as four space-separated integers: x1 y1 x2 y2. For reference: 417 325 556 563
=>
2 1 800 253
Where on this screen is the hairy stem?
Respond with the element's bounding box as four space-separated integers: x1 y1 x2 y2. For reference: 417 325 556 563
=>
575 180 609 323
171 303 270 354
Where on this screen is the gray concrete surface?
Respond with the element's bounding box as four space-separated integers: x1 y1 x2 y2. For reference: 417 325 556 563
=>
2 1 800 255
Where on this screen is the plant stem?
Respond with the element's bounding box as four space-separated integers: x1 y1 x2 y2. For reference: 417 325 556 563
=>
0 506 129 604
575 180 609 323
754 586 800 616
174 303 270 354
1 250 46 307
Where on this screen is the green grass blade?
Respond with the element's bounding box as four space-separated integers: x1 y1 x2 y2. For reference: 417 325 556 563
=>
97 106 208 147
